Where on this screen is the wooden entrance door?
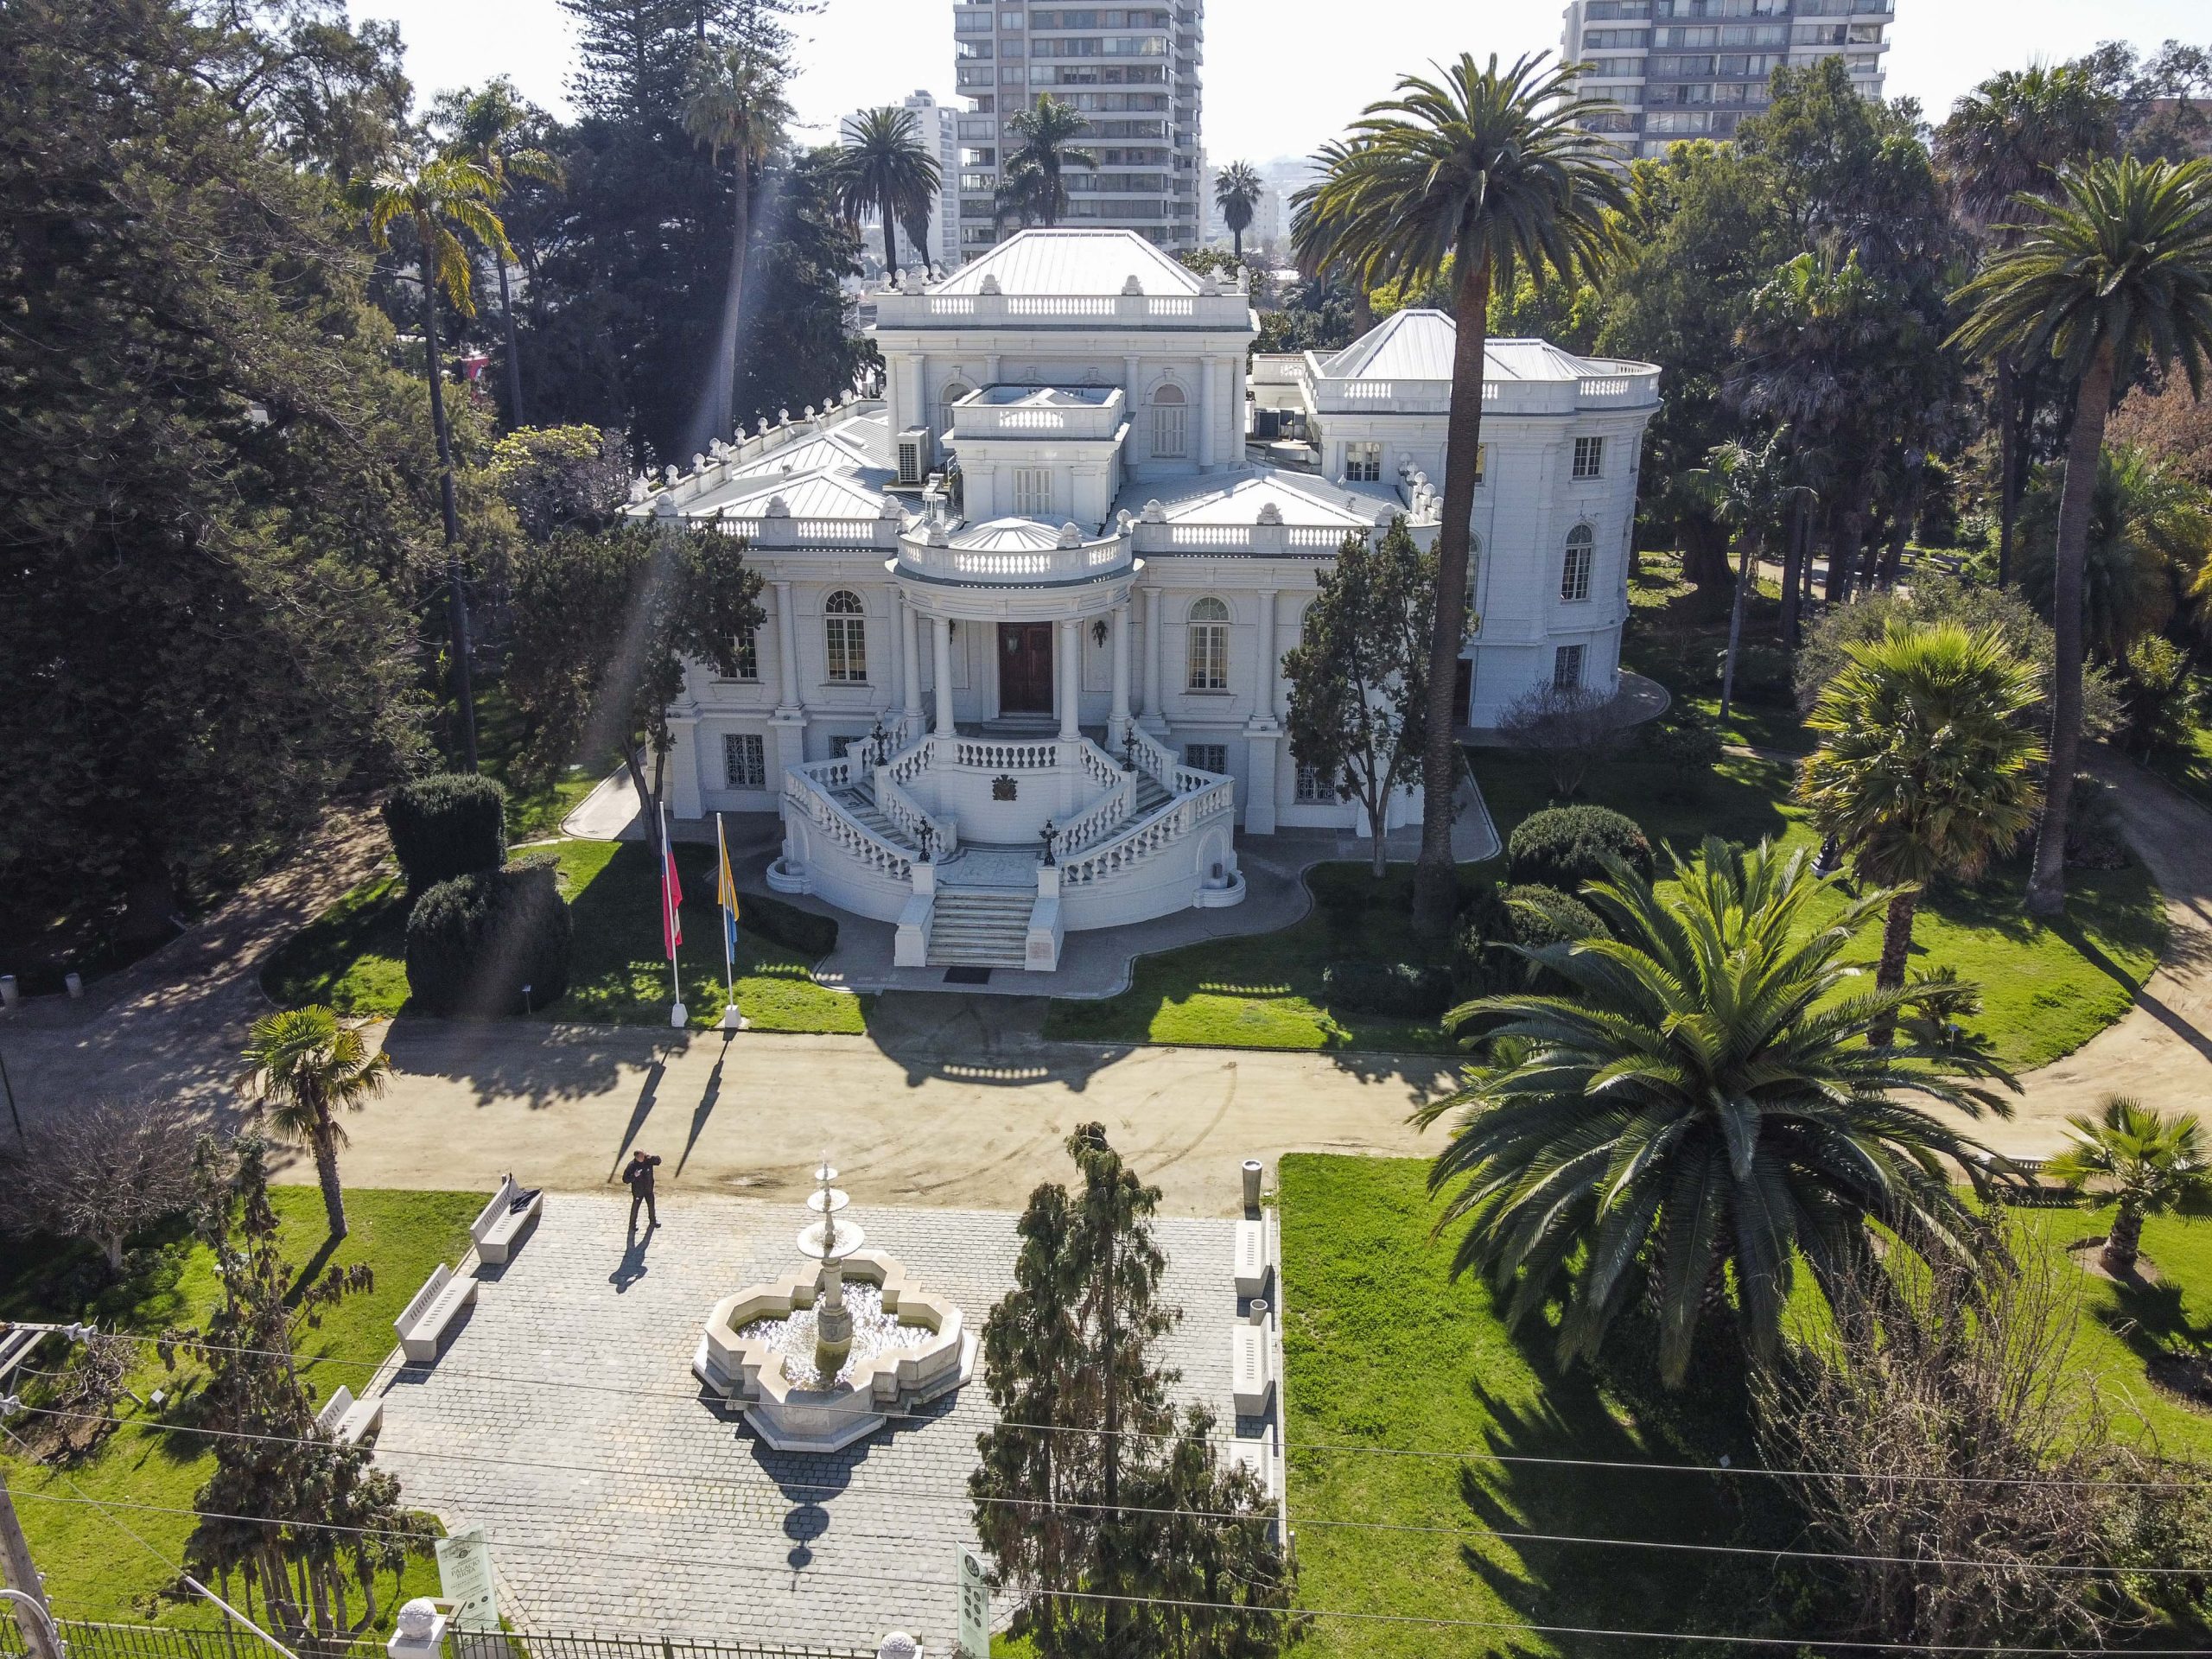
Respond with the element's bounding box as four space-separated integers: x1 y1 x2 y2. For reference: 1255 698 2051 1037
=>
999 623 1055 714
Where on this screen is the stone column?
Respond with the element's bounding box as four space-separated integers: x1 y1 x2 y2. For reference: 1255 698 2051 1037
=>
773 581 801 710
1252 588 1278 719
933 613 957 737
886 585 906 721
1109 599 1132 741
1058 617 1082 741
770 580 808 804
1243 587 1281 835
1197 354 1217 469
906 353 927 431
1141 585 1169 734
901 598 922 721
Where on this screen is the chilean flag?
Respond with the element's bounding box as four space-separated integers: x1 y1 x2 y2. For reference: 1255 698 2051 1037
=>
661 830 684 962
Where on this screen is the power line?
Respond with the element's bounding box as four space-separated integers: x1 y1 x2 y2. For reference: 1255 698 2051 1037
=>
55 1328 2208 1491
15 1484 2212 1580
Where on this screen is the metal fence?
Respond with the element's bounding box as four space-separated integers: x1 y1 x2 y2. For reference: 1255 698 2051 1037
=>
0 1620 869 1659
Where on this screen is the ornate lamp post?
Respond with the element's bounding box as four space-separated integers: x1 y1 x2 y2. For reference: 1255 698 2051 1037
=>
1039 820 1058 868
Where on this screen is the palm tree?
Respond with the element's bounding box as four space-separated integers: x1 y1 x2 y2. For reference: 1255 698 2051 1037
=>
1417 838 2018 1387
1936 65 2119 589
998 96 1097 228
2018 444 2211 657
1294 54 1627 939
1951 156 2212 918
356 152 514 776
1799 623 2046 1046
440 79 562 426
243 1007 393 1242
1687 429 1815 721
683 41 791 447
1214 161 1263 259
833 105 942 282
2046 1096 2212 1277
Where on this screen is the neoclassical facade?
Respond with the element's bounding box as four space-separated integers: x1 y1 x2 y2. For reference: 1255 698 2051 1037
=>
634 229 1659 972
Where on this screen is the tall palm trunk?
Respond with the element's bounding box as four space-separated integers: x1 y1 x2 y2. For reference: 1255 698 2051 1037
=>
879 182 899 280
1869 887 1920 1048
1778 493 1808 647
2102 1201 2145 1276
1719 531 1757 723
709 158 753 443
1827 474 1872 603
1413 251 1492 938
312 1112 348 1241
421 274 478 774
2025 340 2116 918
1995 355 2019 588
496 257 524 425
1232 227 1243 260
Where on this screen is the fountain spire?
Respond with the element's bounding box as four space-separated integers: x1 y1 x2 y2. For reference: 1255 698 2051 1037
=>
799 1156 861 1381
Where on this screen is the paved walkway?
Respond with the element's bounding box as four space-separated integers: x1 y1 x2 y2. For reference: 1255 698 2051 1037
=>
371 1192 1240 1645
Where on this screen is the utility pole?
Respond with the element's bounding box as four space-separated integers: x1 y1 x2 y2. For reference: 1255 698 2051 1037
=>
0 1471 63 1659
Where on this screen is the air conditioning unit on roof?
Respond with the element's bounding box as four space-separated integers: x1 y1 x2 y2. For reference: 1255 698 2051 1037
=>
897 425 936 488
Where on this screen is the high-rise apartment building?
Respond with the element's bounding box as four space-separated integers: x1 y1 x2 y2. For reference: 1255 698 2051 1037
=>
950 2 1205 261
1560 0 1895 162
840 91 963 272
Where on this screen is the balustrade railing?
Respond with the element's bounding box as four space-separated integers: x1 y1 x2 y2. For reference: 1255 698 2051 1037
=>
1061 777 1235 887
1077 739 1126 792
951 737 1065 771
1125 726 1179 790
785 770 914 885
899 537 1131 584
1059 785 1131 855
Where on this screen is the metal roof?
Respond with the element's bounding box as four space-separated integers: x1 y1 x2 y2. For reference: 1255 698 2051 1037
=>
951 517 1077 550
1122 468 1382 529
932 229 1203 298
1319 310 1598 384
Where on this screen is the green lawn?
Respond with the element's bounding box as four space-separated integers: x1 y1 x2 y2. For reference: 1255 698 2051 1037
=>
0 1188 480 1630
1047 748 2165 1070
1277 1154 2212 1659
259 839 864 1034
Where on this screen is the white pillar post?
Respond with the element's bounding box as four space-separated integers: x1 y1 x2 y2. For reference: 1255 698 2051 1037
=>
1142 585 1168 734
769 580 808 810
1243 586 1281 834
1198 354 1217 469
774 581 801 710
901 597 923 721
933 614 957 737
1058 617 1081 741
1253 588 1278 720
1110 599 1132 741
886 584 906 721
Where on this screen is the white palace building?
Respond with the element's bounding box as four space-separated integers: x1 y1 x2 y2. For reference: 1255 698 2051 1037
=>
632 229 1659 974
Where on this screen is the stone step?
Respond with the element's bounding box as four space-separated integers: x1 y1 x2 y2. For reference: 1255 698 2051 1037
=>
927 890 1035 969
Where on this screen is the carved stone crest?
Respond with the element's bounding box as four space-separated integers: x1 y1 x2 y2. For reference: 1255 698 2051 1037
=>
991 775 1018 803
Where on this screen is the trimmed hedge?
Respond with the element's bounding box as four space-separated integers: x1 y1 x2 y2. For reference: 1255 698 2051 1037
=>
1320 961 1457 1017
404 864 572 1017
1506 804 1654 892
1503 884 1607 953
742 893 840 961
385 774 508 893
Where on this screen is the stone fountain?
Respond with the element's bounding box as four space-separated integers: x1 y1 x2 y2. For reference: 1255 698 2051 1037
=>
692 1161 977 1452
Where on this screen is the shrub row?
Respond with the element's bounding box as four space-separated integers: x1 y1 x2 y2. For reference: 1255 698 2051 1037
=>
742 892 840 961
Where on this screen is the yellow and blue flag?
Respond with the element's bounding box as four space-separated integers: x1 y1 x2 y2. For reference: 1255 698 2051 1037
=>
715 814 741 961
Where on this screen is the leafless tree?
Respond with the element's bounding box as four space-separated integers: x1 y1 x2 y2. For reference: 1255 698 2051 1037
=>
1497 683 1634 797
0 1097 200 1271
1754 1229 2212 1650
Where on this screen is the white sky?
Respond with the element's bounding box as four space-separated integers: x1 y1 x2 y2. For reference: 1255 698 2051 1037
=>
364 0 2209 164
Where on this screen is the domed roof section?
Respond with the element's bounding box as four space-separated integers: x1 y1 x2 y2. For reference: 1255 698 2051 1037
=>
950 517 1079 552
931 229 1204 298
1319 309 1629 385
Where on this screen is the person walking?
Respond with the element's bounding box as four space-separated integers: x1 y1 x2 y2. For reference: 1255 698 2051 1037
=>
623 1149 662 1234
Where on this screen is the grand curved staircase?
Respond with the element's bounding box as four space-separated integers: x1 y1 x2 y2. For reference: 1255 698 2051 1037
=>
770 722 1243 972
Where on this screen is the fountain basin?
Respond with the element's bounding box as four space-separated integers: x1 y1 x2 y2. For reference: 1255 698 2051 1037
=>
692 1249 977 1452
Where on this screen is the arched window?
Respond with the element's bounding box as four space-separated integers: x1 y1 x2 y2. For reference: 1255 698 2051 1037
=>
1560 524 1595 603
938 382 972 436
1151 382 1188 459
824 589 868 682
1186 595 1229 690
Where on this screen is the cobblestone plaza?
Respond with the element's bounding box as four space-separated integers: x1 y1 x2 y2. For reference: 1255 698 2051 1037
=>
372 1192 1242 1649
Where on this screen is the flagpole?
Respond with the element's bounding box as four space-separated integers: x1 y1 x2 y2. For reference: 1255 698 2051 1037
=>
719 813 738 1026
664 802 687 1029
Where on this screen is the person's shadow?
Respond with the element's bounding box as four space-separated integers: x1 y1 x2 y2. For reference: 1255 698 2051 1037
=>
610 1222 655 1293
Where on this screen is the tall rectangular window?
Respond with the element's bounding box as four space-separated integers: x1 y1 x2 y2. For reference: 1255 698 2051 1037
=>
1554 644 1586 690
732 627 759 682
824 590 868 683
1014 467 1053 515
1345 442 1382 483
1561 529 1595 602
723 732 766 790
1573 436 1605 480
1294 760 1334 804
1185 597 1230 690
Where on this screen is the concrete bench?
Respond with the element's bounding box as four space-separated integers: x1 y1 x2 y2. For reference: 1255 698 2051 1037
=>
1233 1218 1268 1300
470 1175 543 1267
395 1263 478 1363
1231 1322 1274 1416
315 1384 384 1446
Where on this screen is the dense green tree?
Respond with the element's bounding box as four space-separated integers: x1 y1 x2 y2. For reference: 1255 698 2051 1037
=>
2018 445 2211 656
1685 429 1815 713
505 522 766 821
1420 839 2018 1387
1213 161 1262 258
1294 53 1625 941
833 105 941 280
732 149 875 428
2047 1096 2212 1277
2076 39 2212 162
970 1124 1286 1659
1937 64 2120 589
1799 624 2046 1044
1283 521 1434 876
1952 156 2212 916
683 39 791 450
0 0 434 934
